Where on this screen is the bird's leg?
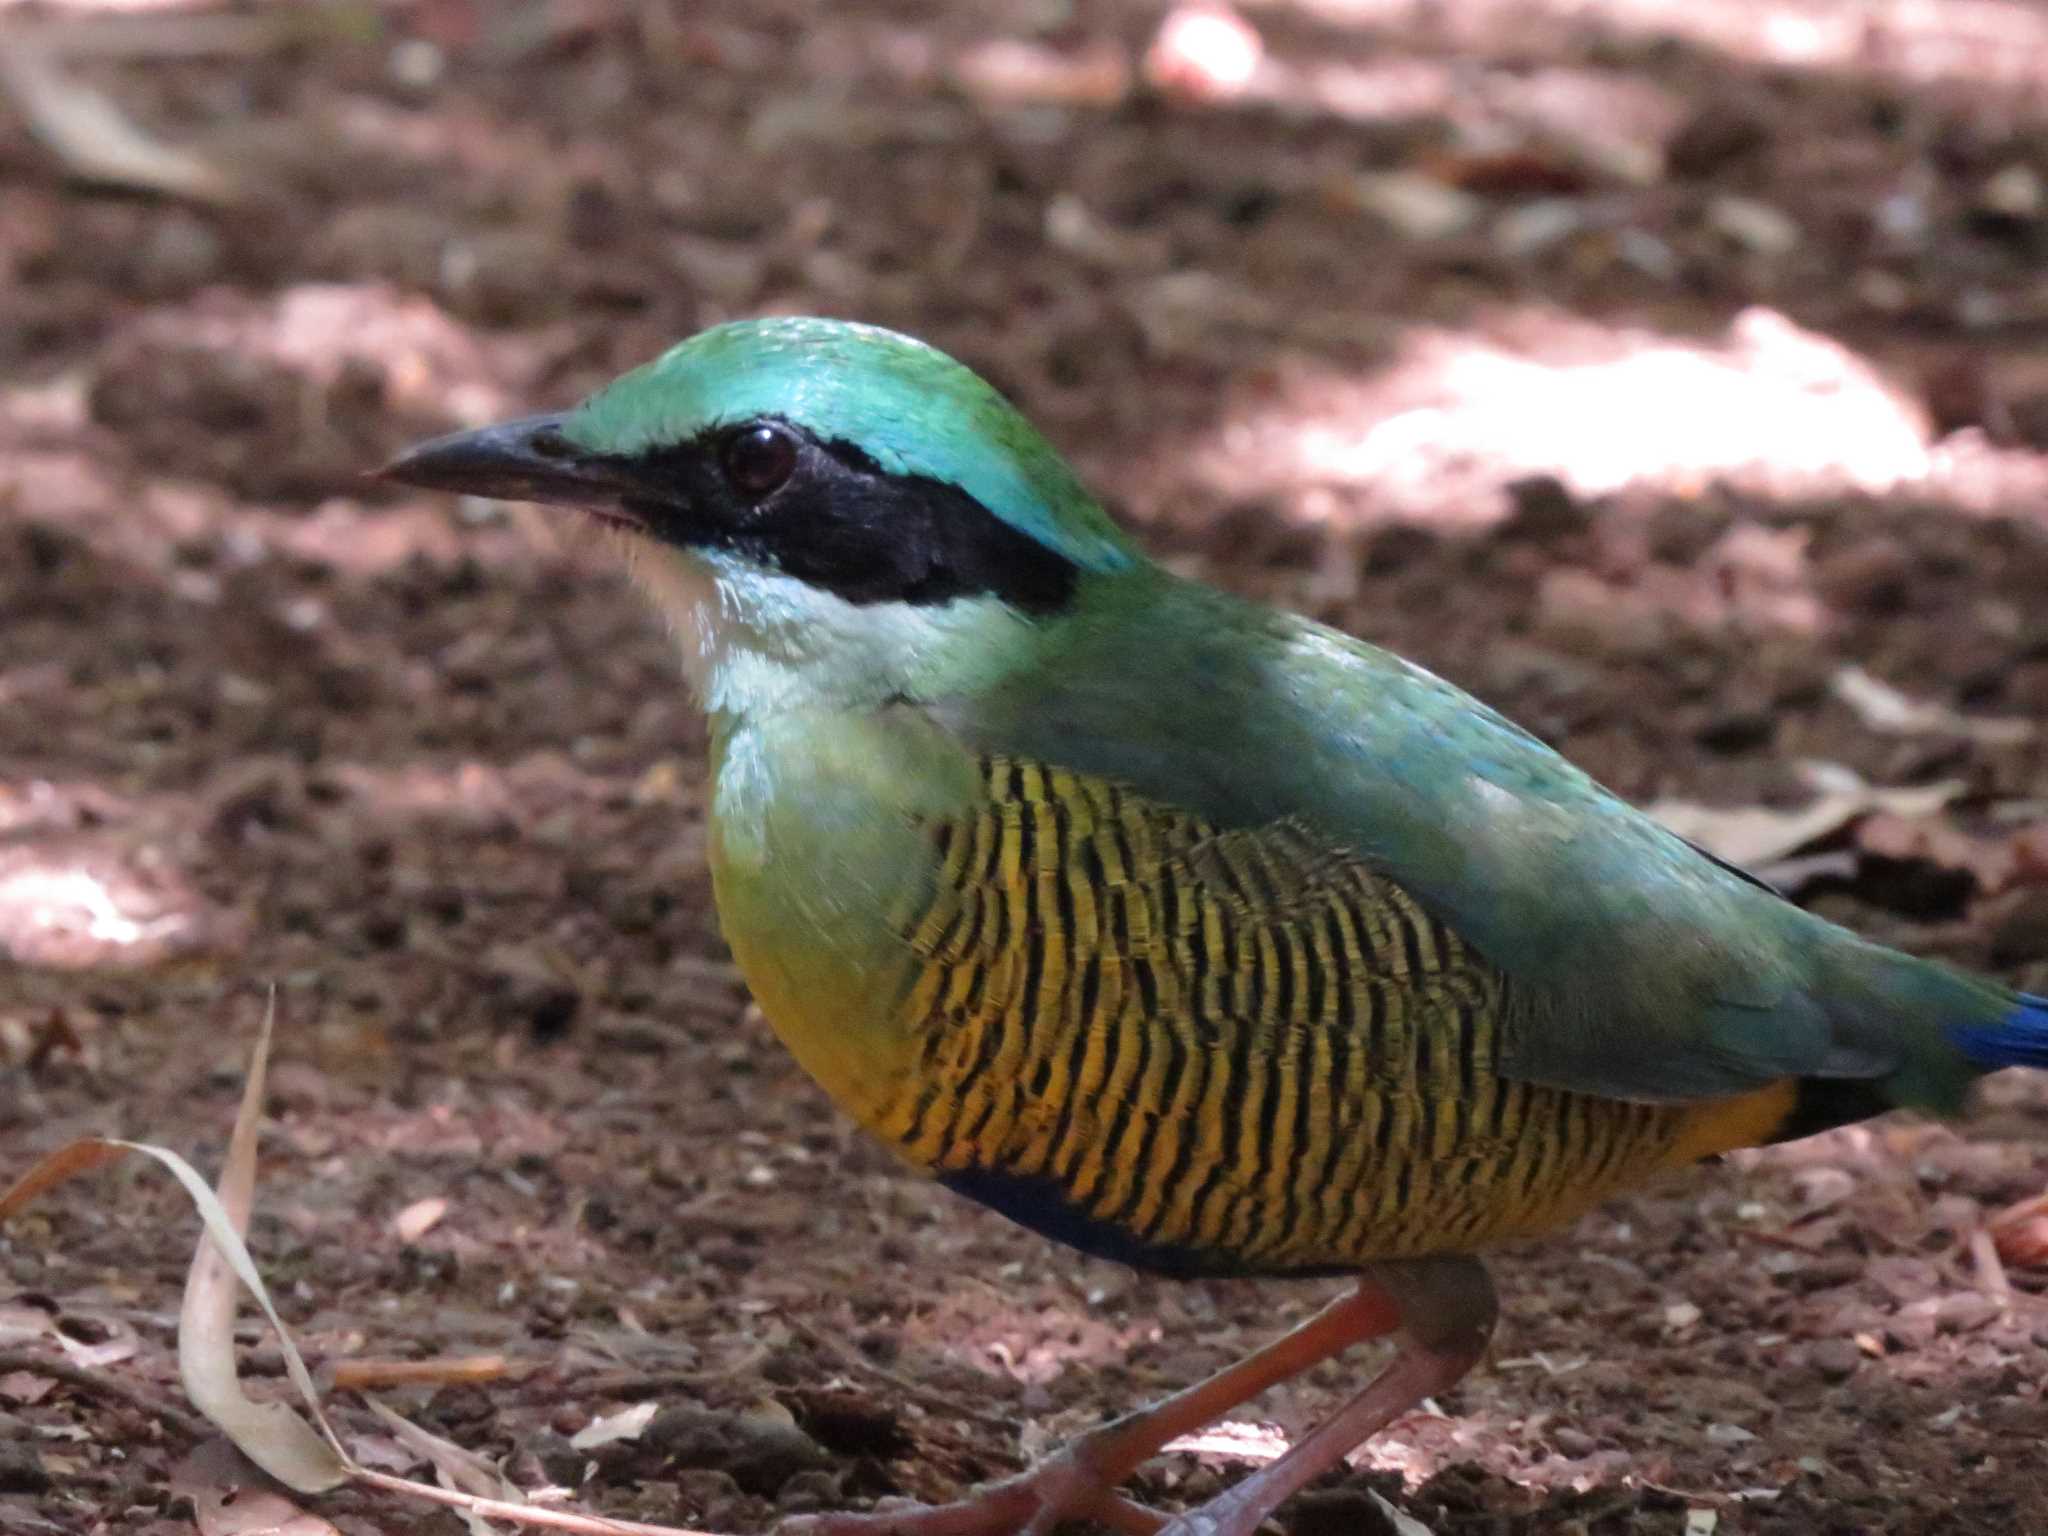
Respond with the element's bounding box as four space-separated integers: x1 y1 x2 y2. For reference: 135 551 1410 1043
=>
1158 1257 1496 1536
1008 1277 1403 1536
778 1279 1401 1536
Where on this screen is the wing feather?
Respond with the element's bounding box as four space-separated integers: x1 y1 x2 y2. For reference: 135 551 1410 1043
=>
932 571 1878 1102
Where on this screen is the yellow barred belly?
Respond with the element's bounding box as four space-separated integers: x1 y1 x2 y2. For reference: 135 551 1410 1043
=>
870 756 1772 1274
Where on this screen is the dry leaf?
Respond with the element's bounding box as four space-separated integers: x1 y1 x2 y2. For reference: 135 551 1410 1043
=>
171 1439 346 1536
1162 1418 1289 1463
0 1303 55 1346
1856 814 2017 892
347 1433 425 1474
0 1370 54 1405
2 1005 717 1536
1833 666 2034 745
569 1400 658 1452
0 1007 349 1492
1650 779 1963 868
0 43 235 203
55 1312 138 1369
178 1001 352 1494
0 1138 130 1218
392 1197 448 1244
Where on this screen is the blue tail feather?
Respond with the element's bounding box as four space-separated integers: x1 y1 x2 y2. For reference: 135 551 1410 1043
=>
1951 993 2048 1070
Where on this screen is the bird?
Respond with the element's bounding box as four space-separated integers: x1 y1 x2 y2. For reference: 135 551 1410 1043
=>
380 317 2048 1536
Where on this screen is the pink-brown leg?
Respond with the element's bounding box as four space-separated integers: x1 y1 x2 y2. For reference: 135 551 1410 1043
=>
777 1279 1402 1536
1157 1257 1496 1536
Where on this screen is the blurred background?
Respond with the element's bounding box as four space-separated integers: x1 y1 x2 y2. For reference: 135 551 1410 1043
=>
2 1 2047 1532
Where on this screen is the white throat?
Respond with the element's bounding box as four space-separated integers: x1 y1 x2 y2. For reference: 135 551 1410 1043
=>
621 543 1032 718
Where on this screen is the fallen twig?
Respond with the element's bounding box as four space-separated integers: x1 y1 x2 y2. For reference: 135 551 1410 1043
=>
327 1355 523 1393
349 1467 713 1536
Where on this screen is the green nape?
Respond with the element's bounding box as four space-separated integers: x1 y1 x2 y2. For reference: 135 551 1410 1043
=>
562 316 1142 575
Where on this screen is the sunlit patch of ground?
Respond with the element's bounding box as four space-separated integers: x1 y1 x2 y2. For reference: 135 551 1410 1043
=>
0 776 253 985
3 2 2047 1532
0 827 235 970
109 281 531 428
0 0 199 12
1171 305 2048 527
1265 0 2048 103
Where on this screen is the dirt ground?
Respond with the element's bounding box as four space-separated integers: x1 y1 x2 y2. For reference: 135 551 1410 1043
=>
3 2 2048 1533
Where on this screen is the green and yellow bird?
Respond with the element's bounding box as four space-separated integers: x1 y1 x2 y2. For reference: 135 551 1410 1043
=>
383 317 2048 1536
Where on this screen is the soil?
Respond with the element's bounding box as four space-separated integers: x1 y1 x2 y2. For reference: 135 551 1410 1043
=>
3 3 2047 1534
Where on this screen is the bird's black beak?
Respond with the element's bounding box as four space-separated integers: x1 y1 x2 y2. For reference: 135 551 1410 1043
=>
376 413 648 529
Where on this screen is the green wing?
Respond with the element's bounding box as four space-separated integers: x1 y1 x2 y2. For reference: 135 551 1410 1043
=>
935 569 1896 1106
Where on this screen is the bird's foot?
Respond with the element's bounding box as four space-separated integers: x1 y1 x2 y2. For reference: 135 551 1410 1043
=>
1142 1484 1255 1536
776 1450 1166 1536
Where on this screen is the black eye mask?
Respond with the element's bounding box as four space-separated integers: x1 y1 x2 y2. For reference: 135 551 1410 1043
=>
627 421 1080 615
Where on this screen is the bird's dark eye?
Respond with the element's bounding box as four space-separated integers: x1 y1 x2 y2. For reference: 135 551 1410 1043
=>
721 423 799 499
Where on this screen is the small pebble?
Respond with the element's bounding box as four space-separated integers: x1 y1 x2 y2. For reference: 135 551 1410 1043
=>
1552 1425 1598 1457
1979 163 2042 221
1810 1338 1862 1382
1709 194 1800 255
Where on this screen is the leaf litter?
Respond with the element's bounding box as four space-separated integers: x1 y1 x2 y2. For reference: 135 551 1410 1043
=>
0 997 716 1536
5 1 2048 1531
